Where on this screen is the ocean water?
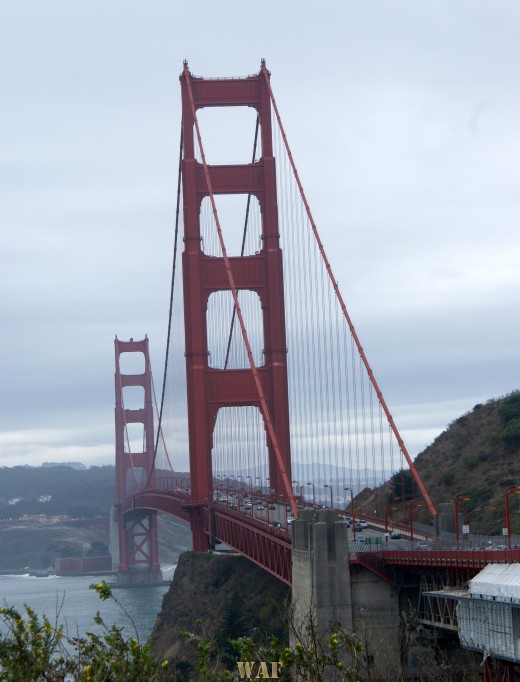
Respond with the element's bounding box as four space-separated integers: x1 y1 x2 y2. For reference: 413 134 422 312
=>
0 566 176 643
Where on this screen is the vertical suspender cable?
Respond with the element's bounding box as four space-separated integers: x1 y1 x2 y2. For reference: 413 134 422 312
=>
261 64 436 518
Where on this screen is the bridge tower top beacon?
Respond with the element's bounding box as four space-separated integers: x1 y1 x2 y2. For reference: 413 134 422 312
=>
179 62 292 550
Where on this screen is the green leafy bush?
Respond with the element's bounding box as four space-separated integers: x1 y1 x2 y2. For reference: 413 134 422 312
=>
0 582 363 682
0 582 173 681
500 418 520 450
442 471 455 486
180 614 363 681
498 392 520 423
463 455 478 471
388 470 414 503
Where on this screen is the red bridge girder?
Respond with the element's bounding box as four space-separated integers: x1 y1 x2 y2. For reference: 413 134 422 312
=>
211 508 292 585
121 490 192 524
125 492 291 584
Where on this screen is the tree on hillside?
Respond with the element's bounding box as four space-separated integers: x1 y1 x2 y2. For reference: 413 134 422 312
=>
498 391 520 423
500 418 520 451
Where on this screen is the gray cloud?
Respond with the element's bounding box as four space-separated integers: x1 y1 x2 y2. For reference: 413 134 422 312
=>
1 0 518 469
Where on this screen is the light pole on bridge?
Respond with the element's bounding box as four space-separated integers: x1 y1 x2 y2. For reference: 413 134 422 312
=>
324 484 333 509
409 501 422 544
505 486 520 547
489 503 505 537
384 504 398 542
344 487 356 541
454 494 470 547
306 482 316 507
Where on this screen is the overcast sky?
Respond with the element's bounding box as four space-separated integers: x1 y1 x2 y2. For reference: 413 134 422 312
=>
1 1 518 470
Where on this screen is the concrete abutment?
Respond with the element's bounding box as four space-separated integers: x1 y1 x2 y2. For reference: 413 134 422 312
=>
291 509 401 675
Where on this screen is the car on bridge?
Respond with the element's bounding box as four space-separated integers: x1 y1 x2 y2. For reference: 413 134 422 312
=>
390 531 401 539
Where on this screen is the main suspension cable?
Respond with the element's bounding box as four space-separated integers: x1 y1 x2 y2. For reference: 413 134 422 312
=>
150 124 184 482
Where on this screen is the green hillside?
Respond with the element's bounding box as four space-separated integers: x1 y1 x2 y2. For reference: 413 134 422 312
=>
0 465 115 519
413 391 520 534
0 465 192 571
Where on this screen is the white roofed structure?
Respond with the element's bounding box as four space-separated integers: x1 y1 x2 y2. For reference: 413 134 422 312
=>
458 563 520 662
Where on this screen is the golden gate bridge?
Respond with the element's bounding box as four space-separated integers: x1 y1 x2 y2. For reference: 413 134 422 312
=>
112 59 520 603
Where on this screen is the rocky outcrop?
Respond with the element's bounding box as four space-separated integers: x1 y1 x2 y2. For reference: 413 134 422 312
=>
151 551 290 672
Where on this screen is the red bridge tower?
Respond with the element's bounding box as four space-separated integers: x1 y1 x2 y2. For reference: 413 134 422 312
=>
113 336 162 584
180 62 292 550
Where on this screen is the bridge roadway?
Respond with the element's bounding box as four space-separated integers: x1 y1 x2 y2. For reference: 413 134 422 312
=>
121 485 520 586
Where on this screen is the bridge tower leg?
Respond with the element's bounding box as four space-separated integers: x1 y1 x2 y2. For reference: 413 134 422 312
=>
113 336 163 585
180 63 292 551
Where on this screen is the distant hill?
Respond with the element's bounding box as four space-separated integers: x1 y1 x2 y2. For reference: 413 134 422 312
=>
0 464 192 571
42 461 86 470
0 465 115 519
412 391 520 534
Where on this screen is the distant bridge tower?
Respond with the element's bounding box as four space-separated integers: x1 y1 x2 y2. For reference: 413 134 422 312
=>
113 336 162 585
180 62 292 551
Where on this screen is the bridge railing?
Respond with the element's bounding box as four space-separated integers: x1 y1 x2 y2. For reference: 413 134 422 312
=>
380 547 520 569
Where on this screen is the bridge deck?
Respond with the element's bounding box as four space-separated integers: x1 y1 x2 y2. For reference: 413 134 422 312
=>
123 491 520 586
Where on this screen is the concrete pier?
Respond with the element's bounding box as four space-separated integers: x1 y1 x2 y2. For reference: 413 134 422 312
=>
115 568 164 586
291 509 400 676
292 509 353 639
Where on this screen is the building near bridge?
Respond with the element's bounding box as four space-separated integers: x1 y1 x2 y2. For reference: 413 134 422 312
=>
421 562 520 678
459 563 520 664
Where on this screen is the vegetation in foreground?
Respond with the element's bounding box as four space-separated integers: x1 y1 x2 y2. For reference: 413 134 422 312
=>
0 580 500 681
0 581 363 681
0 582 168 682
